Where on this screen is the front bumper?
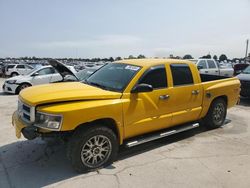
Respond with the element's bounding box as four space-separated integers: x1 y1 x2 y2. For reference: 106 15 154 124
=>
12 111 27 138
12 111 42 139
12 111 65 140
3 82 19 94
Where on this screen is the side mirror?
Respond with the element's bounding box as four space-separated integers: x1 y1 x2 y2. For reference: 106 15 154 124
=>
31 72 39 77
64 75 77 81
131 84 153 93
197 65 203 70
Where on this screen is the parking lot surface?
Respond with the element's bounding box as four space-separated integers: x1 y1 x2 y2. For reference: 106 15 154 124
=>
0 78 250 188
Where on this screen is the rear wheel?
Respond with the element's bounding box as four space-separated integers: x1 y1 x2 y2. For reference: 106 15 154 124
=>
67 126 118 173
11 72 18 77
204 98 227 129
16 83 31 94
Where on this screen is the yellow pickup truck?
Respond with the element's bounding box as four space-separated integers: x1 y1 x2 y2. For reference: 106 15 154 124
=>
12 59 240 172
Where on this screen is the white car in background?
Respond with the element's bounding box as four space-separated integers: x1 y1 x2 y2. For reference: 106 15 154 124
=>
190 59 234 77
3 60 77 94
5 64 34 77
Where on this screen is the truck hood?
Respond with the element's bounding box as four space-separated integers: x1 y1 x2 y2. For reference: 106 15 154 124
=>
19 82 122 106
49 59 79 81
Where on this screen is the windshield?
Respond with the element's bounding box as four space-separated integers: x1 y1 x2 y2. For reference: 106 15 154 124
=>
77 68 98 81
84 63 141 92
242 66 250 74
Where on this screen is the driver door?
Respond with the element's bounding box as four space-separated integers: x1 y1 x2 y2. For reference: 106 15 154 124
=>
122 65 174 139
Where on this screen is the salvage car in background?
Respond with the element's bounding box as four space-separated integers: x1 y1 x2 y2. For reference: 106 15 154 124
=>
3 63 76 94
190 59 234 77
237 65 250 97
5 64 34 77
233 63 249 76
13 59 240 172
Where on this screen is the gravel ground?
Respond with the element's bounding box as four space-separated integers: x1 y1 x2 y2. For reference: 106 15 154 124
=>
0 78 250 188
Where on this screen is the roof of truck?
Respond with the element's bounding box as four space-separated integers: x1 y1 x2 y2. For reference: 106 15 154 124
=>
117 58 192 68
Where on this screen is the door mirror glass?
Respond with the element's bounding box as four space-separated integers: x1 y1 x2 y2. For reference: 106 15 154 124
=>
64 75 77 81
131 84 153 93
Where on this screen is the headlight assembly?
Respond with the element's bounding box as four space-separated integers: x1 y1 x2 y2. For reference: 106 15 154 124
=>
6 80 17 84
34 111 63 130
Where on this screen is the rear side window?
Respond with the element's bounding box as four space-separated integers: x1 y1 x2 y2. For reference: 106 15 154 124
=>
138 65 167 89
16 65 25 69
170 64 194 86
207 60 216 68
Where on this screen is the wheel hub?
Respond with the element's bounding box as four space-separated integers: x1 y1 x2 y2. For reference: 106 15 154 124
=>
80 135 112 168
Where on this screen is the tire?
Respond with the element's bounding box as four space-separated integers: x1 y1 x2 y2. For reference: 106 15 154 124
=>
11 72 18 77
16 83 31 94
204 98 227 129
67 126 118 173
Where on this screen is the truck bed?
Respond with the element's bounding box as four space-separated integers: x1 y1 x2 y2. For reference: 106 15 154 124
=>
200 74 229 82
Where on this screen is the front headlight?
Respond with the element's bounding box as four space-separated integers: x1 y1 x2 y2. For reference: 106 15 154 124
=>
34 111 63 130
6 80 17 84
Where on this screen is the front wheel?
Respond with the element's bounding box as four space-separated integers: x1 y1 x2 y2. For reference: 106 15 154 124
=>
16 83 31 94
204 98 227 129
67 126 118 173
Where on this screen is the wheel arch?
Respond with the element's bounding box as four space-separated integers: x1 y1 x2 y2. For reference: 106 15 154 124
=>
11 72 19 76
15 82 32 94
75 118 123 145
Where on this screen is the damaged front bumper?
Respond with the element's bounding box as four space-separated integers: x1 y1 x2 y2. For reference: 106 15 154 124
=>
12 111 70 140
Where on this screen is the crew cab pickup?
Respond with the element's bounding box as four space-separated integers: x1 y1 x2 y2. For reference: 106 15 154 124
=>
191 59 234 77
12 59 240 172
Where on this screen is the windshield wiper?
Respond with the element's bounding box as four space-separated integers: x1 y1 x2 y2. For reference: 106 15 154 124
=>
82 80 117 91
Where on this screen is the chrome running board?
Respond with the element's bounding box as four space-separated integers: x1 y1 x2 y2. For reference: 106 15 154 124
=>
125 123 199 147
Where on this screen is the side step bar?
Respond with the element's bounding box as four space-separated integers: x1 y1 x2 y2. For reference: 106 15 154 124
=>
125 123 199 148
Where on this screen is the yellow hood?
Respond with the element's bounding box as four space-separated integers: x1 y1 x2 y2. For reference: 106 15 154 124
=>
19 82 122 106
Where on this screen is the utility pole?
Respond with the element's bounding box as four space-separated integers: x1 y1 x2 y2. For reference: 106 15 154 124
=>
245 39 249 63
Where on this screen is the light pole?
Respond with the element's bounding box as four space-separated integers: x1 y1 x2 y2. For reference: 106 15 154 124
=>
245 39 249 63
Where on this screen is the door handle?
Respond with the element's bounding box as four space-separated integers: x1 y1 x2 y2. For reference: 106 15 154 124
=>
192 90 200 95
159 95 170 100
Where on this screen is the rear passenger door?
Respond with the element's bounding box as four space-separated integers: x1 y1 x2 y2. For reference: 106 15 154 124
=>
170 64 203 125
16 65 26 75
206 60 219 75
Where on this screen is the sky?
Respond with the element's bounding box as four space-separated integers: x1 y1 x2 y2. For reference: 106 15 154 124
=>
0 0 250 59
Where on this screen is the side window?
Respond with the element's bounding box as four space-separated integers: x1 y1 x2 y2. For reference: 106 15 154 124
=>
37 68 55 75
207 60 216 68
7 65 15 69
16 65 25 69
138 65 167 89
170 64 194 86
197 60 207 69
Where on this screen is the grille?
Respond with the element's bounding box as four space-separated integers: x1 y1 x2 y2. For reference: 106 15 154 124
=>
18 99 35 123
